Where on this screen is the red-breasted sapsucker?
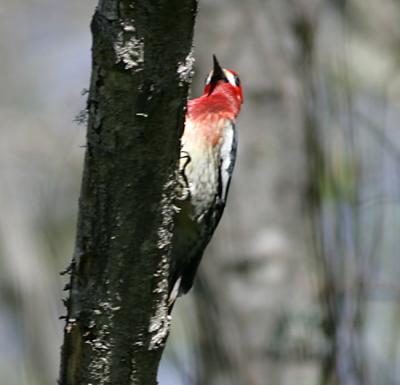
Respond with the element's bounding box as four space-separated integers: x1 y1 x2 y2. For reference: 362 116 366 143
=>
169 55 243 304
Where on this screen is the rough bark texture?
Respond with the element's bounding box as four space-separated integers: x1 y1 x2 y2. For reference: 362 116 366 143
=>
59 1 197 384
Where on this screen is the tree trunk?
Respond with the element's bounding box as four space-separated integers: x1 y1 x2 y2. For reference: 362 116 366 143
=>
58 1 197 384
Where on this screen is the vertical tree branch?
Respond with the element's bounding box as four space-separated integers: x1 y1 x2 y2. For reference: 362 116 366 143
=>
59 1 197 384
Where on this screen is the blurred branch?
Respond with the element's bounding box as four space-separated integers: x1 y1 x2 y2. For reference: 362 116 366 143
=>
58 1 197 384
293 5 363 385
356 110 400 164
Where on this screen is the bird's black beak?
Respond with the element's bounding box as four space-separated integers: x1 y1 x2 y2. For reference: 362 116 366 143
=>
208 55 227 95
211 55 226 83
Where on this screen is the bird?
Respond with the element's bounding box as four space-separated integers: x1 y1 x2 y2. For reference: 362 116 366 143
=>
169 55 243 306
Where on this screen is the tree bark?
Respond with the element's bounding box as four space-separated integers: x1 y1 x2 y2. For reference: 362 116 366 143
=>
59 1 197 384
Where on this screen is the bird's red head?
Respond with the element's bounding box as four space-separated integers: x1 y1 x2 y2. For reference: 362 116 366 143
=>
203 55 243 106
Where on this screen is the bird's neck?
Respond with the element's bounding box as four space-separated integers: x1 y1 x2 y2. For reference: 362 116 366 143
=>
188 86 241 122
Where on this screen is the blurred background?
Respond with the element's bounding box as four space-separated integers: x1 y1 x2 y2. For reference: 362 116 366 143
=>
1 0 400 384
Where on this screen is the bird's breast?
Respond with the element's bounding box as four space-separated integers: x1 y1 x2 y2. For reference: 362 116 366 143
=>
181 141 219 220
180 121 223 219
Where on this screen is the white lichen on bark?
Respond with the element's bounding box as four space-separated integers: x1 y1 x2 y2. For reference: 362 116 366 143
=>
87 321 113 384
130 358 139 385
148 181 176 350
177 49 195 85
87 291 122 384
114 22 144 70
148 278 170 350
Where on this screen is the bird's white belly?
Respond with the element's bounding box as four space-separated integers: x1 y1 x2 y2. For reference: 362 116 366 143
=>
181 143 219 220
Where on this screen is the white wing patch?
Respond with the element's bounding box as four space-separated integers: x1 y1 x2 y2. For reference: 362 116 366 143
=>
219 121 236 203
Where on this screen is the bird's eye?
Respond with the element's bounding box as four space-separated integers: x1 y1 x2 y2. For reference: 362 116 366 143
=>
234 75 241 87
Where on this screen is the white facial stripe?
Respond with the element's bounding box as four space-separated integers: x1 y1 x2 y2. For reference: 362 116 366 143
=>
223 70 237 86
205 69 238 86
205 71 213 84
